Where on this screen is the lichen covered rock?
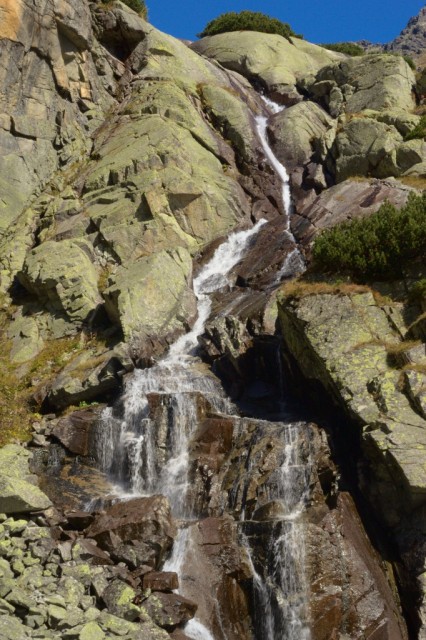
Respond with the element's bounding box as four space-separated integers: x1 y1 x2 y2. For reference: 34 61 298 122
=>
0 445 51 514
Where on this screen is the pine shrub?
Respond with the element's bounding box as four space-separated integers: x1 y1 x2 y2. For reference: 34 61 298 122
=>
320 42 365 56
101 0 147 19
405 115 426 141
312 192 426 278
198 11 301 41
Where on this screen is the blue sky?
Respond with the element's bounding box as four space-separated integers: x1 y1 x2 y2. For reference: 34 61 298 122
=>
148 1 425 44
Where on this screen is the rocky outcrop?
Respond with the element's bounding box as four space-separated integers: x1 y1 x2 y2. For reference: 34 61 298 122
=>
277 288 426 632
290 177 417 247
331 117 403 181
191 31 343 104
269 101 336 174
86 496 176 570
306 54 416 117
385 7 426 60
103 248 196 349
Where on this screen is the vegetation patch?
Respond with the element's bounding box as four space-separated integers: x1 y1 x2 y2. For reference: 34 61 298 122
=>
279 280 371 300
404 115 426 141
320 42 364 56
100 0 147 19
198 11 301 40
312 192 426 278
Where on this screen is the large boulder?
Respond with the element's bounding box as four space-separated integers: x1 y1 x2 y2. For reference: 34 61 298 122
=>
308 54 416 116
86 496 176 569
191 32 343 104
103 247 196 349
269 101 336 172
18 240 102 324
330 118 403 181
0 445 52 513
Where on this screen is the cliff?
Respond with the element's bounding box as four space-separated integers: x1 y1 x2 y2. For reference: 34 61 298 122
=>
0 1 424 639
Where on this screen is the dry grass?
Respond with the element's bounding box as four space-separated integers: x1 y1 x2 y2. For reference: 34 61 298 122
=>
398 176 426 190
350 338 422 356
407 311 426 333
279 279 371 300
384 339 422 355
402 362 426 375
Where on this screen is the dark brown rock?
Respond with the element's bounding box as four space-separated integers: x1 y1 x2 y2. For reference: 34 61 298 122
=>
173 518 253 640
143 572 179 592
52 407 104 456
64 510 95 531
144 592 197 629
86 496 176 569
304 428 409 640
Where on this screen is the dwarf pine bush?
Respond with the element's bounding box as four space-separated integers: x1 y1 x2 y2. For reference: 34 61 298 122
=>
198 11 301 41
320 42 365 56
312 192 426 278
102 0 147 18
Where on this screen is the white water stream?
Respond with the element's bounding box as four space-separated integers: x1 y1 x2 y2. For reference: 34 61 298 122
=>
256 98 305 281
252 422 311 640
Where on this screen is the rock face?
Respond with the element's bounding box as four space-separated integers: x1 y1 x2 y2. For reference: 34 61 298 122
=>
306 54 416 116
0 2 425 639
191 31 343 104
277 288 426 632
385 6 426 60
86 496 176 569
290 177 417 247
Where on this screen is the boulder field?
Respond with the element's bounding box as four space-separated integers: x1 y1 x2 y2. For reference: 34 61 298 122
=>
0 0 425 638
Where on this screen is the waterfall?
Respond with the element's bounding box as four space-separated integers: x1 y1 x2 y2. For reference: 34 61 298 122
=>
96 220 265 506
244 422 312 640
256 114 293 216
257 98 305 281
93 97 313 640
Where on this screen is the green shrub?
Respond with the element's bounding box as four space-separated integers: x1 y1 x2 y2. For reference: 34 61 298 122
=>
320 42 365 57
405 115 426 141
101 0 147 18
403 55 416 71
198 11 301 41
312 192 426 278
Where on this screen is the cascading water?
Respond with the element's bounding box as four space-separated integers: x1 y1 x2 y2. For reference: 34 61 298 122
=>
94 95 313 640
96 220 265 509
256 98 305 281
245 422 312 640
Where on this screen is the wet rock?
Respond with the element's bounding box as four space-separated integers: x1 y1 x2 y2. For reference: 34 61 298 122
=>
52 408 103 456
143 572 179 592
172 518 253 640
232 215 300 288
307 491 409 640
86 496 176 569
143 592 197 629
